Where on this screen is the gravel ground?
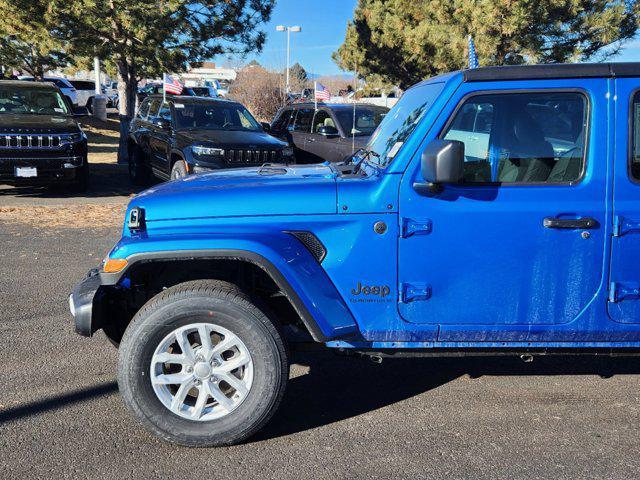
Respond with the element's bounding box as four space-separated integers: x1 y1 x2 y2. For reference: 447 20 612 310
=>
1 222 640 479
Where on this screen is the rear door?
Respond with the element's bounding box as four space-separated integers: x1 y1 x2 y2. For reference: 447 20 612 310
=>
148 101 172 175
608 79 640 322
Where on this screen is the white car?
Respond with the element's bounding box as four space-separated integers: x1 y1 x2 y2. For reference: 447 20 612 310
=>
18 76 79 106
69 80 98 111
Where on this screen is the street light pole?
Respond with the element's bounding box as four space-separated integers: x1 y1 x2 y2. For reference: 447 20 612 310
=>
276 25 301 93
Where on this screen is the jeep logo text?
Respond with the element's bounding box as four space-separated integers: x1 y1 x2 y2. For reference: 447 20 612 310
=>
351 282 390 297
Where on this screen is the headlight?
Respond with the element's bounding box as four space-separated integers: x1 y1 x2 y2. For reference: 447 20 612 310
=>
60 132 84 145
192 146 225 156
282 147 294 157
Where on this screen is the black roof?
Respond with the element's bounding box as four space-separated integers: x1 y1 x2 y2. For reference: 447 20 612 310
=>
146 94 235 104
288 102 388 110
463 62 640 82
0 79 57 89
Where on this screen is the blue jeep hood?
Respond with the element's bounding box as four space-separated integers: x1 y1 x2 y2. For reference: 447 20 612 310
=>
134 164 338 221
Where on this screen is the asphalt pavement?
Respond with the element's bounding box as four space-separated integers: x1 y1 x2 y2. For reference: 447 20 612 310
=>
1 204 640 479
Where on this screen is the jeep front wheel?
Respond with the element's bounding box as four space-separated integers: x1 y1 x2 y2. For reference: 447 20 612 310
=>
117 280 288 447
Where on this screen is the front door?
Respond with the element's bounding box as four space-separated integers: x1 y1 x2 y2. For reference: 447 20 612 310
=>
290 108 314 163
608 78 640 323
398 81 609 340
306 109 342 162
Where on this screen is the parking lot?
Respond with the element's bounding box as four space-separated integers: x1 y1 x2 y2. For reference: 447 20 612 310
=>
0 115 639 479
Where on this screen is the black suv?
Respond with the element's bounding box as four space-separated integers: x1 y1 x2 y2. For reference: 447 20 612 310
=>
127 95 292 183
0 80 89 190
270 103 388 163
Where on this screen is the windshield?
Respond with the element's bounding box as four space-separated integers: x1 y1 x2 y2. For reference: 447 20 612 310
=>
364 82 445 166
174 102 262 131
0 86 70 115
334 107 388 136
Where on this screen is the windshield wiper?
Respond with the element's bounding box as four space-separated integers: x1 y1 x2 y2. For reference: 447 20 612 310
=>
352 148 380 174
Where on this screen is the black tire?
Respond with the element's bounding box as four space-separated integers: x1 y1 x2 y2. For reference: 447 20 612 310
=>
128 146 150 186
170 159 188 180
69 162 89 192
86 97 94 114
117 280 288 447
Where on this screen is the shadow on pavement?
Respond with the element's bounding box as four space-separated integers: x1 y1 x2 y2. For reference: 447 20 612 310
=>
254 353 640 442
0 381 118 424
2 354 640 439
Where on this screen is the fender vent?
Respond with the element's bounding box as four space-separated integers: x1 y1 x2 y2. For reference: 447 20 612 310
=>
289 231 327 263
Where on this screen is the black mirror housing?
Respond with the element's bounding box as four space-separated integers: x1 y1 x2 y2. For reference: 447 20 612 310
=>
261 122 271 132
318 125 339 137
414 139 464 195
421 139 464 183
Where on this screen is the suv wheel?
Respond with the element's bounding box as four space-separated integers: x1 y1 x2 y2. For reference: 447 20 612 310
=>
117 280 288 447
170 159 188 180
128 146 149 186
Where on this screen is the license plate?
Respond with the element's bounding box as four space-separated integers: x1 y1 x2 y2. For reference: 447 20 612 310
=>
15 167 37 178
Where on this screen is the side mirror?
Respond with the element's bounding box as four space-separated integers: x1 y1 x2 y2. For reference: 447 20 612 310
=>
152 117 172 130
318 125 339 137
73 106 89 117
261 122 271 132
414 139 464 195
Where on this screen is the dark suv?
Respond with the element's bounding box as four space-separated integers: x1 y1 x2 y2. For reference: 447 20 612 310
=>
127 95 292 183
0 80 89 190
270 103 388 163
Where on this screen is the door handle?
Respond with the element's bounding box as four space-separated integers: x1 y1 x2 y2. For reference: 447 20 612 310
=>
543 217 598 229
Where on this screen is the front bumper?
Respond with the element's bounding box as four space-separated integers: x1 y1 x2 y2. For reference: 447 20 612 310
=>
69 268 104 337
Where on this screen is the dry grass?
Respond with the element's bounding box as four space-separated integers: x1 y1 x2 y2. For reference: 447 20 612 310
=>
0 204 126 229
81 114 120 164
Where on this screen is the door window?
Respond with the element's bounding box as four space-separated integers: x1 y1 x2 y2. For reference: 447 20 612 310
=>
293 108 314 133
442 91 588 184
312 110 336 133
630 91 640 181
146 98 162 119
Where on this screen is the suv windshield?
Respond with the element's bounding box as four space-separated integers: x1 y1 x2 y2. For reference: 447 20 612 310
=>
334 107 388 136
0 86 70 115
364 82 445 166
174 102 262 132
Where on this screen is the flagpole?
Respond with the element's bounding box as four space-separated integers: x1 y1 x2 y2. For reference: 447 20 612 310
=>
163 73 166 103
314 81 317 111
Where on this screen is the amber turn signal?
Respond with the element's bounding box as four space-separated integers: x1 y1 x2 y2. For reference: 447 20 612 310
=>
103 258 128 273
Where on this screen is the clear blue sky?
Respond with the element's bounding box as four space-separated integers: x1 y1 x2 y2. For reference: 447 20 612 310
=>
216 0 640 76
216 0 358 76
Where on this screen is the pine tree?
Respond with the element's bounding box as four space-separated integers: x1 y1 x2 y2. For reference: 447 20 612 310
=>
334 0 639 89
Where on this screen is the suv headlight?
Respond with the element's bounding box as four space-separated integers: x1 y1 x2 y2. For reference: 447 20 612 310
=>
282 146 294 157
192 146 225 156
60 132 85 145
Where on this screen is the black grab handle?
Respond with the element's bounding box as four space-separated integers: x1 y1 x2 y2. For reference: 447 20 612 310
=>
543 217 598 229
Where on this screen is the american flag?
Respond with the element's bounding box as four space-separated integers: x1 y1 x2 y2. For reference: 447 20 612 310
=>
314 82 331 102
163 74 183 95
468 35 479 69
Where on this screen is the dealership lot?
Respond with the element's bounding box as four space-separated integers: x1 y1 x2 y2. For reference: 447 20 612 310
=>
1 211 640 478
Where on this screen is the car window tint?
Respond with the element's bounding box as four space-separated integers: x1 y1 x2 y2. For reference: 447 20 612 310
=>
147 99 162 118
442 92 587 184
70 80 94 90
293 108 314 133
630 91 640 181
312 110 335 133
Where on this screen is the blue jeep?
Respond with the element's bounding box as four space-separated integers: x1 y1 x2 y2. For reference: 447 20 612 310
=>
70 63 640 447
